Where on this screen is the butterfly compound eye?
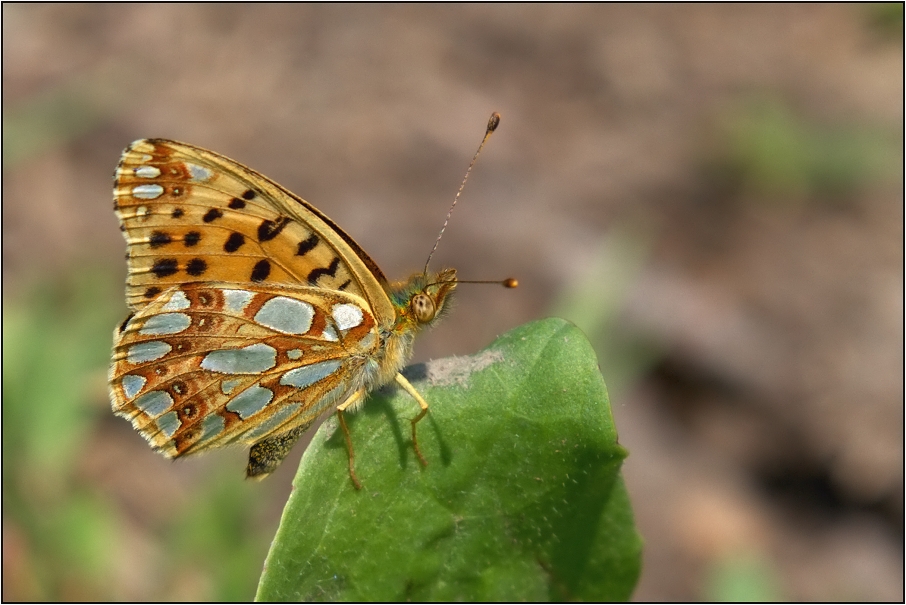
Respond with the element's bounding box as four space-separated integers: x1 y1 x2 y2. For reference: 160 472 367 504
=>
411 293 436 324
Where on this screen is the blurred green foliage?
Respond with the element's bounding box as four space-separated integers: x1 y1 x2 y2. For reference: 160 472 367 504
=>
2 271 271 601
705 551 782 602
717 98 900 203
552 225 663 401
556 96 900 389
4 271 124 598
257 319 642 601
2 61 133 167
4 272 115 485
865 2 904 39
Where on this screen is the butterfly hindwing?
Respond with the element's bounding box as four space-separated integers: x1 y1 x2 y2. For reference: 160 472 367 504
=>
109 283 379 457
113 139 396 324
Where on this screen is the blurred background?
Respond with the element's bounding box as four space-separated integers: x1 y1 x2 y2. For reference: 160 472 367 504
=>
2 4 902 601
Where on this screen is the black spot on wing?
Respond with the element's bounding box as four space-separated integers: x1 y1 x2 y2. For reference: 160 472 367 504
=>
338 279 352 291
184 231 201 247
224 232 245 253
148 231 172 247
119 313 135 333
228 198 246 209
307 257 340 285
203 208 223 223
296 233 319 256
242 189 257 200
258 216 290 242
251 259 271 282
144 286 162 298
186 258 207 276
151 258 178 278
171 208 184 219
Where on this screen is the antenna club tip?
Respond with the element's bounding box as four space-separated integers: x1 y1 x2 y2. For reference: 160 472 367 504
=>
503 278 518 288
487 112 501 132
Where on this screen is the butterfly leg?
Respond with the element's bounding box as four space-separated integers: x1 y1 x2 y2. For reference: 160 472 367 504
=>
394 373 429 467
246 420 314 480
336 390 365 490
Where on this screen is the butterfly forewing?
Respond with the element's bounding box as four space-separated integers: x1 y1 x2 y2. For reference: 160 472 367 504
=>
114 139 395 324
110 283 379 457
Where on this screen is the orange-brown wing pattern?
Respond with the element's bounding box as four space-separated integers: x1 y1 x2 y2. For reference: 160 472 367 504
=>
109 283 380 457
113 139 396 325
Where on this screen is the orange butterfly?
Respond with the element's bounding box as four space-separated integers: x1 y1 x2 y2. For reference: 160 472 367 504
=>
109 114 509 488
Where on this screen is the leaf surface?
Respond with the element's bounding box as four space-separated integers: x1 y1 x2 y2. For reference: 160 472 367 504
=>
256 318 641 601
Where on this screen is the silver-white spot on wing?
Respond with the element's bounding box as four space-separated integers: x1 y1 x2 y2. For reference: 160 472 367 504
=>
221 378 243 395
200 343 277 374
121 374 147 399
280 360 342 389
226 384 274 419
139 313 192 335
222 289 255 313
198 414 225 444
254 297 314 335
132 184 164 200
185 163 213 182
332 303 364 331
162 290 190 311
134 390 173 417
156 411 181 438
134 165 161 178
127 341 172 364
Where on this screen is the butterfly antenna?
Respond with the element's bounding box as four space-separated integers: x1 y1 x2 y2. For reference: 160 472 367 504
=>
423 112 500 275
425 277 518 289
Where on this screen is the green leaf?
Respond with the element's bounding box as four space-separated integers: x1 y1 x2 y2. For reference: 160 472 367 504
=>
256 318 641 601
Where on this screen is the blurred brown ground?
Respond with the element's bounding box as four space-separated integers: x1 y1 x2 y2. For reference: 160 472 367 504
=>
3 4 902 601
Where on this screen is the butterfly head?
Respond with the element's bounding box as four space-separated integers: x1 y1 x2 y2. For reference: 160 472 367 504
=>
392 268 458 330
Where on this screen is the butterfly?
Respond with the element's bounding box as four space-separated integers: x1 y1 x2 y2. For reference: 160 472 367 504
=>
109 113 507 489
